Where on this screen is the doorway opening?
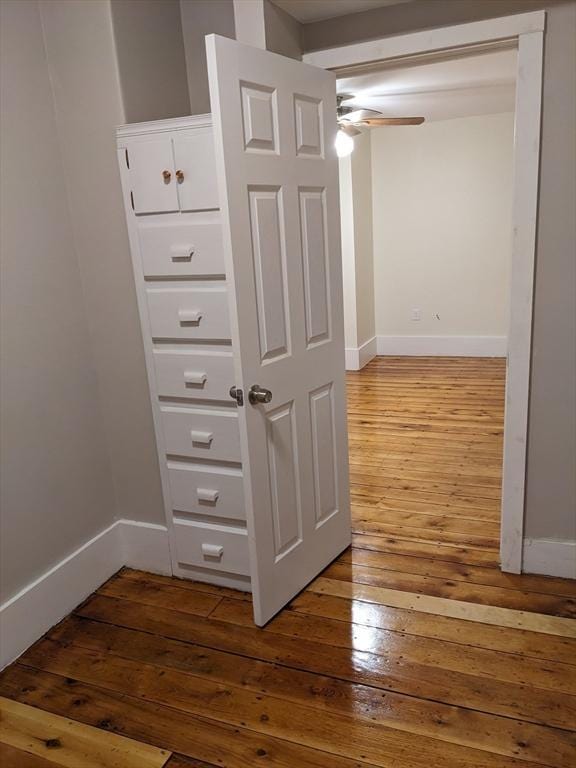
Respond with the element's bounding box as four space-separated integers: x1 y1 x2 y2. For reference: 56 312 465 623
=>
304 12 544 576
336 46 519 570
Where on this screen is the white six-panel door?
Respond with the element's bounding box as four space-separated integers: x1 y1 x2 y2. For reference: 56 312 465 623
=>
206 34 351 625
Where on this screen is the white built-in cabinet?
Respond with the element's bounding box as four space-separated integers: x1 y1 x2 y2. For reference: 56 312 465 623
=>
117 115 251 590
117 34 352 626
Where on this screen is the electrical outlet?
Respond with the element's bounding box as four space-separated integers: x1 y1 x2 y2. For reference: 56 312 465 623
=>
411 308 421 321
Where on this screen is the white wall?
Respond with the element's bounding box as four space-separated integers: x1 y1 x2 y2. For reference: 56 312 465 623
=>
339 156 357 352
372 112 514 354
0 0 118 603
339 130 376 368
352 131 376 348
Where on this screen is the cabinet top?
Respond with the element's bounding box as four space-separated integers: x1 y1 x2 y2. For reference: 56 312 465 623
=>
116 113 212 140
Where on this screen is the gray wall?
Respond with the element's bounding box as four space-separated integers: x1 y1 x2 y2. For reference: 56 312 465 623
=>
525 1 576 541
302 0 573 50
179 0 302 117
0 0 169 603
304 0 576 543
40 0 165 530
111 0 191 122
180 0 235 115
0 0 117 602
264 0 302 59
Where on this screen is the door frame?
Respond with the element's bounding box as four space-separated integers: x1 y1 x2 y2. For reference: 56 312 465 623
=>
303 11 545 574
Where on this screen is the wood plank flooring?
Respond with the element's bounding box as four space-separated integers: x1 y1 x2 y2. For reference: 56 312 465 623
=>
0 696 171 767
1 357 575 767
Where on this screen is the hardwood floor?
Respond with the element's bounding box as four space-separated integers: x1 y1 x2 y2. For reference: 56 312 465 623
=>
0 696 171 767
1 357 575 767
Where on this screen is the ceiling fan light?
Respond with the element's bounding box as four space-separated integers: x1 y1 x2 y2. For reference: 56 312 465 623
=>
335 128 354 158
340 123 361 137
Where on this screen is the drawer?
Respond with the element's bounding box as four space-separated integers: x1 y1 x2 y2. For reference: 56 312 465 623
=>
168 463 245 520
138 220 225 277
146 287 230 340
173 519 250 576
161 406 241 462
153 350 234 401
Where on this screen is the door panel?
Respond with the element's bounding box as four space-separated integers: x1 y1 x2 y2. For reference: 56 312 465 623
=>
207 34 351 625
129 139 179 214
248 186 290 361
299 188 330 346
309 384 338 526
266 401 301 558
294 95 323 157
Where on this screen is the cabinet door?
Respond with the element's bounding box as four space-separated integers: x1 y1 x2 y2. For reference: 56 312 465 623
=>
128 138 179 214
173 132 220 212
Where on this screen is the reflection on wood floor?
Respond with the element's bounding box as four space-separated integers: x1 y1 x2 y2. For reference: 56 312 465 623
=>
1 357 575 768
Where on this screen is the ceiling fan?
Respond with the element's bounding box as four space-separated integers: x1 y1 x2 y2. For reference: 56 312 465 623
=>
335 93 424 156
337 93 425 133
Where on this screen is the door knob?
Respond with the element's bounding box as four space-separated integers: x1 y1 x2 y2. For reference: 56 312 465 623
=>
248 384 272 405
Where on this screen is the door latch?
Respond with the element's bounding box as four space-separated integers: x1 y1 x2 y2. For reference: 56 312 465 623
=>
229 386 244 406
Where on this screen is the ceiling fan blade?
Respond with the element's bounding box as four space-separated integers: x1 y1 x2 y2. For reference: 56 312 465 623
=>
361 117 425 126
343 107 383 121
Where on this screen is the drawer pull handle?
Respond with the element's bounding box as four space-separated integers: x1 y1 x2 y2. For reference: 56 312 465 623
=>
170 245 194 262
178 309 202 324
183 371 207 386
202 543 223 560
197 488 219 503
190 430 213 446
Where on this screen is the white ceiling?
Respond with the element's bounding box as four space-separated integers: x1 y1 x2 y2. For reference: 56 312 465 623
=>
272 0 413 24
337 48 518 122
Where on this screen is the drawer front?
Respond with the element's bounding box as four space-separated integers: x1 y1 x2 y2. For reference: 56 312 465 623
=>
168 464 245 520
138 220 224 277
146 288 230 340
153 350 234 401
161 407 240 462
173 519 250 576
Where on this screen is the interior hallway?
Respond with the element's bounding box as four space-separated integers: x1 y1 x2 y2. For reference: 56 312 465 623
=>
1 358 575 767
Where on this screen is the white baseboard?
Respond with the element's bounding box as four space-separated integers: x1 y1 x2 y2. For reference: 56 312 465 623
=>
345 336 377 370
118 519 171 575
0 521 122 669
522 538 576 579
0 518 173 670
376 335 507 357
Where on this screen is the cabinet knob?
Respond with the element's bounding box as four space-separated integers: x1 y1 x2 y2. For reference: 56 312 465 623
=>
190 430 213 446
197 488 219 503
176 169 185 183
162 170 171 182
202 543 224 560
